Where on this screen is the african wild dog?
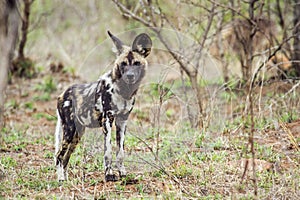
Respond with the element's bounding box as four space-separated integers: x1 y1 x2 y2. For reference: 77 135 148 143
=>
54 31 152 181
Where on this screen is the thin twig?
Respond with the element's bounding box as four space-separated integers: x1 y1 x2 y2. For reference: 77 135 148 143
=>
283 80 300 98
280 122 300 152
128 131 192 196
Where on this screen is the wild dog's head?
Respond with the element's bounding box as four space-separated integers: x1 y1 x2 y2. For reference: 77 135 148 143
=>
108 31 152 85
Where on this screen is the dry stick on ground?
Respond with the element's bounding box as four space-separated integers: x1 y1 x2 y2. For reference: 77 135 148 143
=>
155 83 162 161
248 0 259 196
155 80 174 161
239 0 260 196
245 76 258 196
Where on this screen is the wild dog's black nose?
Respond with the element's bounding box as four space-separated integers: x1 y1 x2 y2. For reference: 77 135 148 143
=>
127 73 134 80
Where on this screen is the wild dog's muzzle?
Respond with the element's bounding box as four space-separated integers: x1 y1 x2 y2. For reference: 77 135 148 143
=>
123 66 141 84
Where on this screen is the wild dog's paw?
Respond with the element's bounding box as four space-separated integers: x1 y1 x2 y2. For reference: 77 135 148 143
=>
105 174 118 182
118 168 127 178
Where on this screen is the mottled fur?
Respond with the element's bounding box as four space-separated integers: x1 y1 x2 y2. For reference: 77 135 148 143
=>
55 31 152 181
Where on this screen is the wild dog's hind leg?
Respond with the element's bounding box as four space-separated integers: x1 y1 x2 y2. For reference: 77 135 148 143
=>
115 115 128 178
55 117 84 181
55 93 84 181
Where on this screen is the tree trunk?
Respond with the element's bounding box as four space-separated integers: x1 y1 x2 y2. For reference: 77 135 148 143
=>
0 0 19 128
18 0 31 59
189 75 204 128
293 0 300 75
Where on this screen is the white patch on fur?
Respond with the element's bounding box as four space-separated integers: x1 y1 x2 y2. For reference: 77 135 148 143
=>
112 92 134 113
102 71 113 83
55 109 62 155
102 72 113 88
111 46 118 54
95 71 114 113
57 163 67 181
116 121 127 176
55 109 67 181
63 100 70 108
95 96 103 112
83 83 97 96
104 118 112 171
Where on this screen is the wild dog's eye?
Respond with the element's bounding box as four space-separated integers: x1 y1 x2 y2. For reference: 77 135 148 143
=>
119 61 127 70
120 61 127 67
133 61 141 66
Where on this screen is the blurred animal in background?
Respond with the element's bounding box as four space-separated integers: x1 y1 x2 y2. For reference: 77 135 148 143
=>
265 53 292 80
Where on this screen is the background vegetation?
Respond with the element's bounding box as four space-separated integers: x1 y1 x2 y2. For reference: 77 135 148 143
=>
0 0 299 199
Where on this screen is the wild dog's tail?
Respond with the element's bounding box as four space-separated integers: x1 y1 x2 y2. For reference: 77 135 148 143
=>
54 109 62 163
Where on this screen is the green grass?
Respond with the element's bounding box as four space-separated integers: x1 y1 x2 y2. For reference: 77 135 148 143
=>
33 112 56 121
5 99 19 109
33 92 51 101
24 101 34 110
32 76 57 102
1 156 17 169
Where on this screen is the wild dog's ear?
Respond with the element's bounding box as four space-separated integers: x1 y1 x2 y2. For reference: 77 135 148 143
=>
108 31 124 55
132 33 152 58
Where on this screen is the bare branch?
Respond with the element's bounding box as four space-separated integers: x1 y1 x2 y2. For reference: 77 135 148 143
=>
194 2 217 69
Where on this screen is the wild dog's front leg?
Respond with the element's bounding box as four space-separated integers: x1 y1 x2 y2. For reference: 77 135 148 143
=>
115 116 128 178
102 112 116 181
